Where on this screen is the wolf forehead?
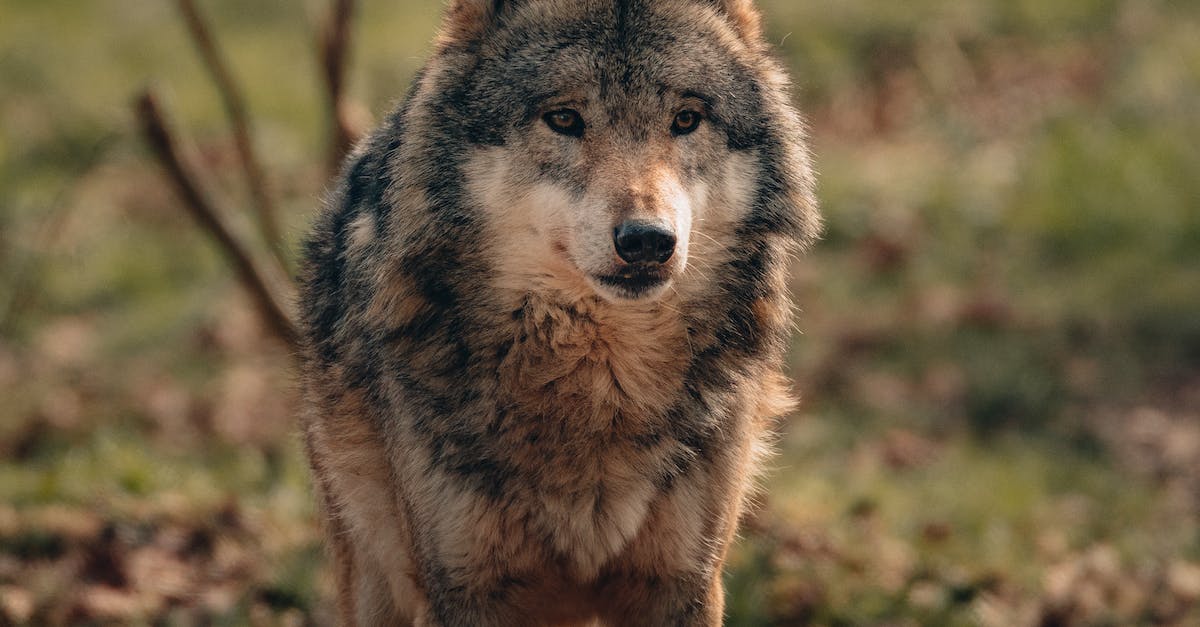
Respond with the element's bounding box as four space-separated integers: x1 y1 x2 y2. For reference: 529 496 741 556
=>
442 0 774 147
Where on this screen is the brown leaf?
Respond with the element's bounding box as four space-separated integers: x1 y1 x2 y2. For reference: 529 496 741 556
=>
33 317 96 370
881 428 941 470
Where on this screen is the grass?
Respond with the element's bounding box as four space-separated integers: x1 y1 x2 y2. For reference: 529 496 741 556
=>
2 0 1199 624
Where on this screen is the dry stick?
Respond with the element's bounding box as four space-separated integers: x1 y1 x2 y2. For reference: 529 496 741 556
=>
319 0 359 174
176 0 289 272
136 90 299 349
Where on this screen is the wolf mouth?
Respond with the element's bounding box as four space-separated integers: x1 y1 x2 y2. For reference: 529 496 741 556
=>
595 265 671 297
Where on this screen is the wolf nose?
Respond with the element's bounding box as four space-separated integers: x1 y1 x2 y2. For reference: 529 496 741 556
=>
613 221 676 264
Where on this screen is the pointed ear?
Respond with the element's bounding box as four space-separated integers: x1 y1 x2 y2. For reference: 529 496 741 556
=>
708 0 764 43
437 0 515 48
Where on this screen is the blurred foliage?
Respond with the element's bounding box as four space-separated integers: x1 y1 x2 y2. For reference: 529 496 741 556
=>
1 0 1199 625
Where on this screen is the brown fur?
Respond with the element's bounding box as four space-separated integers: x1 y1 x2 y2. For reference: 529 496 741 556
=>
298 0 819 624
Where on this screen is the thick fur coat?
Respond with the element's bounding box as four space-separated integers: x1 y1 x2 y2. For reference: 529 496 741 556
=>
298 0 819 624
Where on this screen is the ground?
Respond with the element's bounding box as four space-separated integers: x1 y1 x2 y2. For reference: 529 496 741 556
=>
1 0 1199 625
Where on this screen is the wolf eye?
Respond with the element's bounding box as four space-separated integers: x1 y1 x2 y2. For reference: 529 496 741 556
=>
671 110 703 136
544 109 585 138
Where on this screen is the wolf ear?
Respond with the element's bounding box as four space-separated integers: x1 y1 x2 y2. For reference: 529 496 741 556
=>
437 0 517 47
706 0 764 43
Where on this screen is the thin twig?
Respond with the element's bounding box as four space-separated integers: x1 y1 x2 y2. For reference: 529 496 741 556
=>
176 0 289 272
135 89 299 349
319 0 360 173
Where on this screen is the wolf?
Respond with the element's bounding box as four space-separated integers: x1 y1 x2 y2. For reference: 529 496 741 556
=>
297 0 819 624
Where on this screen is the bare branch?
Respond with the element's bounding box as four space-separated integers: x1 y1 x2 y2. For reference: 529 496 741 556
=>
176 0 289 271
135 89 299 349
319 0 362 173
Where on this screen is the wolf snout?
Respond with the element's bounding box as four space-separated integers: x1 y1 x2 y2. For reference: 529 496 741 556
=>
613 220 676 264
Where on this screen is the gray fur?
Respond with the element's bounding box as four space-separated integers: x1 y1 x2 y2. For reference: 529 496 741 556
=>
299 1 818 624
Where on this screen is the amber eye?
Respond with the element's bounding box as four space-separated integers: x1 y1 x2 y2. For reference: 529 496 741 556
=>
543 109 585 137
671 109 703 136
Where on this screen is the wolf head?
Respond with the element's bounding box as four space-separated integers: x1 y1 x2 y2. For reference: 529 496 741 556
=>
394 0 818 305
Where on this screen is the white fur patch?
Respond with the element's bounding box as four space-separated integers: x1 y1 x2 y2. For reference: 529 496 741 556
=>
463 148 598 299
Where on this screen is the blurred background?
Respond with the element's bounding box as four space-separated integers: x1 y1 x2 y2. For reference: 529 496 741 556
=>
2 0 1198 624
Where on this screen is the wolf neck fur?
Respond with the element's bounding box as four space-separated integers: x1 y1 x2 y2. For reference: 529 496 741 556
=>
498 284 690 432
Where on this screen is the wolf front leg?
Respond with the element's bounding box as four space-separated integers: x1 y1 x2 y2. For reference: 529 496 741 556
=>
314 464 419 626
415 562 585 627
417 588 523 627
597 570 726 627
595 429 759 626
594 498 736 626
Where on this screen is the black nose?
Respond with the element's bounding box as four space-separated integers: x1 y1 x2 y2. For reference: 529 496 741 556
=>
613 221 676 264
